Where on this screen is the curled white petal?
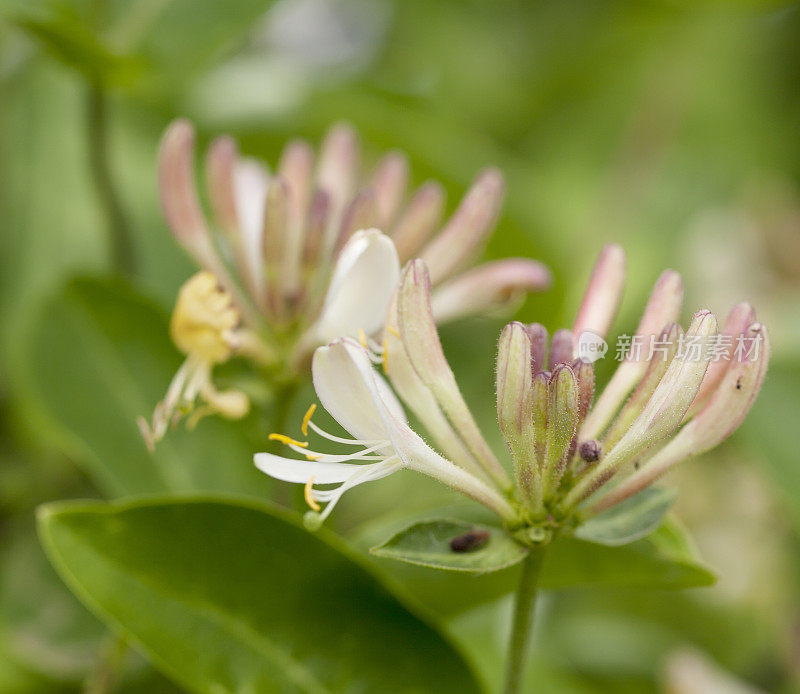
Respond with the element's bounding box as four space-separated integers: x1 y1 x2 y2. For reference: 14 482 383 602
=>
254 454 391 485
313 229 400 343
312 338 405 443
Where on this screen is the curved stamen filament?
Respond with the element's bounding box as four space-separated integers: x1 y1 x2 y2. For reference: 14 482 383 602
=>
309 457 402 521
307 420 384 446
287 441 390 462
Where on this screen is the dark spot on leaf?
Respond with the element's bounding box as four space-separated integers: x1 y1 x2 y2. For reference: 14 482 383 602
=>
449 528 490 552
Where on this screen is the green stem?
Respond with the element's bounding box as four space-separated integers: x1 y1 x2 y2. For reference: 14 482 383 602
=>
87 82 136 276
503 546 548 694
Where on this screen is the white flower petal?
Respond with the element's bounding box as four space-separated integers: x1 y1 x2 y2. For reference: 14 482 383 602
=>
254 453 383 484
233 158 269 287
312 338 405 443
313 229 400 343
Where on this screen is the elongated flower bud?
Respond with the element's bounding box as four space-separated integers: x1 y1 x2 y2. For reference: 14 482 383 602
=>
686 302 756 419
398 260 511 490
548 329 574 369
527 323 549 375
602 322 682 451
371 152 409 228
205 135 240 239
591 321 769 513
496 322 535 499
544 364 578 497
431 258 551 324
383 296 486 480
316 123 359 228
277 139 314 300
580 269 683 440
335 190 378 254
389 182 445 261
572 243 626 340
565 310 717 506
419 168 505 284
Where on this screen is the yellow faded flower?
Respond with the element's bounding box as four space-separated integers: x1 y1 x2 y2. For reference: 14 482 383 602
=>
138 272 255 451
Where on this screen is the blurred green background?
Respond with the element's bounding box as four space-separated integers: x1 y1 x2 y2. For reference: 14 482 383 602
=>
1 0 800 692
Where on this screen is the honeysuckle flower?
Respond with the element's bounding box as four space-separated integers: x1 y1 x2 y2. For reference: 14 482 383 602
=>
142 119 550 446
257 244 768 538
254 338 517 527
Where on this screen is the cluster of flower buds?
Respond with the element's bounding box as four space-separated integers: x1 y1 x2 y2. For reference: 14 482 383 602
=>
140 120 550 448
256 244 769 536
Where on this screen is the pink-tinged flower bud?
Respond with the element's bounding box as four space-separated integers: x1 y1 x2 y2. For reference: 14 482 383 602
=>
430 258 551 324
389 181 445 261
548 329 574 369
335 190 378 254
158 120 256 325
602 322 682 451
543 364 579 497
397 260 511 490
496 322 536 499
527 323 549 375
572 243 626 340
371 152 409 228
591 322 770 514
277 140 315 299
158 120 213 258
572 359 595 425
580 268 683 440
302 190 331 270
261 177 289 273
205 135 239 239
316 123 359 226
205 138 268 307
278 140 314 233
565 310 717 507
633 270 684 341
383 296 484 479
419 168 505 284
686 302 756 419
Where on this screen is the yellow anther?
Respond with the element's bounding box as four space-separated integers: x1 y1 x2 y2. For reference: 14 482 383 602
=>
301 403 317 437
305 453 321 461
304 477 321 512
387 326 400 338
358 328 368 349
268 433 308 448
381 338 389 374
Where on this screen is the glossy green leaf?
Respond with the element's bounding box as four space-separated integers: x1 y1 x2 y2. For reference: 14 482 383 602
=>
38 497 482 694
544 519 715 590
24 277 273 499
354 506 714 616
371 518 528 573
574 487 677 546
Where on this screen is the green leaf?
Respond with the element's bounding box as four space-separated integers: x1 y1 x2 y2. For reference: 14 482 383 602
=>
37 496 482 694
11 16 143 87
574 487 677 546
23 276 273 499
544 518 715 590
371 519 528 573
354 506 714 616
